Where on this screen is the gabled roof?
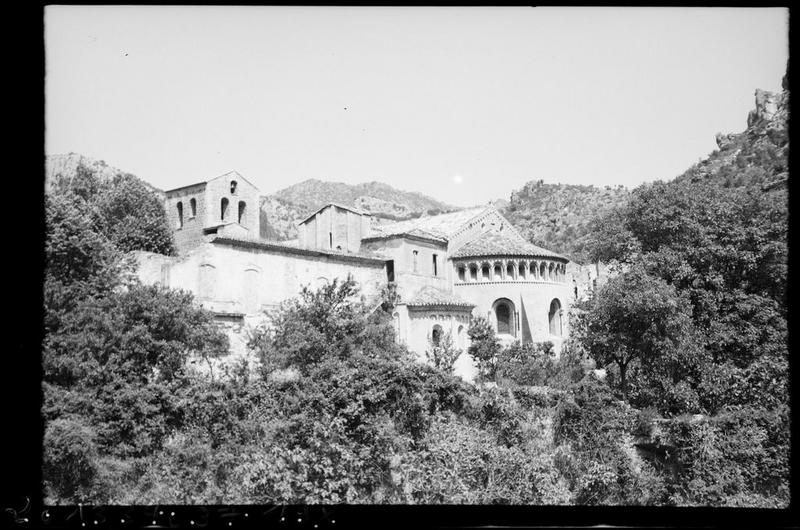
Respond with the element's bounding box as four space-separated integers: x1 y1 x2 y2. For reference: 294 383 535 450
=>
405 286 475 309
361 227 447 244
451 230 566 260
165 170 259 194
370 206 490 241
209 235 386 264
298 202 368 225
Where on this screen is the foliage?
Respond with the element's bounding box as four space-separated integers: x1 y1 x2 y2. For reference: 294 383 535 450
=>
425 331 461 374
501 180 630 262
249 276 405 375
553 377 666 505
44 192 132 311
93 172 176 255
659 406 789 507
571 266 699 405
466 317 502 382
43 417 100 503
50 161 176 256
496 341 556 386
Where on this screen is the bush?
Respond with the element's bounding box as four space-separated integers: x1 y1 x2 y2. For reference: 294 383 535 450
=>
43 418 100 503
660 405 789 507
496 341 556 386
425 331 461 374
466 317 502 382
633 407 659 437
478 387 525 447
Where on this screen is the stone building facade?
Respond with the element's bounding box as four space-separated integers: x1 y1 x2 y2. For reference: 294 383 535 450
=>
134 171 582 381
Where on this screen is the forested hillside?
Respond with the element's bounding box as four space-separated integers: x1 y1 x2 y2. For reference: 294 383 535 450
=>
573 76 789 506
501 182 630 263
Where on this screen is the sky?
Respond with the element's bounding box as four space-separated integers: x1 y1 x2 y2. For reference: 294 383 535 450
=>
45 6 789 207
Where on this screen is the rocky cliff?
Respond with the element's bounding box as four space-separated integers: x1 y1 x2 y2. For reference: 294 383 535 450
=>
686 75 788 191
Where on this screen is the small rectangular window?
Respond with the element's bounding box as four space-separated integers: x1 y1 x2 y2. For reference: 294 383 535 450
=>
432 254 438 276
387 260 395 282
412 250 418 273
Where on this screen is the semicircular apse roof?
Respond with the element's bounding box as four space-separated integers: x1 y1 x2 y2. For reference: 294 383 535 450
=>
451 231 566 260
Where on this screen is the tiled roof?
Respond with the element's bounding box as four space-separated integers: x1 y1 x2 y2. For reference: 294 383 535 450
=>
361 227 447 243
451 230 566 260
210 235 387 264
165 170 259 194
405 286 475 308
370 206 490 240
299 202 368 225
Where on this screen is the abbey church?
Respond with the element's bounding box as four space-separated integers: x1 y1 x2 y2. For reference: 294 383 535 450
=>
134 171 585 381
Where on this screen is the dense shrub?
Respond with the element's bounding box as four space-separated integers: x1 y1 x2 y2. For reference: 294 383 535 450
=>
496 341 556 386
43 417 101 503
552 377 666 505
466 317 502 382
659 406 789 507
425 331 461 374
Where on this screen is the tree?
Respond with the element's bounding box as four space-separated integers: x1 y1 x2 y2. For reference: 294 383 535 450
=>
249 276 405 375
466 317 502 382
425 331 461 374
571 267 697 403
50 161 176 256
94 173 176 255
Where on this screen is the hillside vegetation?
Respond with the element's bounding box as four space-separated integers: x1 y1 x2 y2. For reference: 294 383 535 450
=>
574 76 789 506
501 182 630 263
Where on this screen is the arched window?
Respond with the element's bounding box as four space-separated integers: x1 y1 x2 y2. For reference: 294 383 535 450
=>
496 303 511 334
176 201 183 229
518 262 526 279
230 180 238 194
431 324 443 346
220 198 229 221
539 261 546 279
492 298 516 337
494 263 502 280
412 250 419 272
189 198 197 217
481 264 490 281
457 265 466 282
549 298 563 336
530 261 538 279
506 262 515 280
238 201 246 224
469 264 478 281
548 262 555 282
457 325 465 349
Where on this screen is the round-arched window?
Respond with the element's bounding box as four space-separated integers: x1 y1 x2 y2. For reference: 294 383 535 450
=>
496 303 511 334
549 298 563 336
431 324 443 346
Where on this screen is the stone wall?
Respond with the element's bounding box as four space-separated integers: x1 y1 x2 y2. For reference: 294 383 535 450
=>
136 240 388 317
299 204 371 253
453 275 572 352
361 236 449 301
165 183 208 252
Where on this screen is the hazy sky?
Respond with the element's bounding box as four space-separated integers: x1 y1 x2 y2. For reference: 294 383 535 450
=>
45 6 788 207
